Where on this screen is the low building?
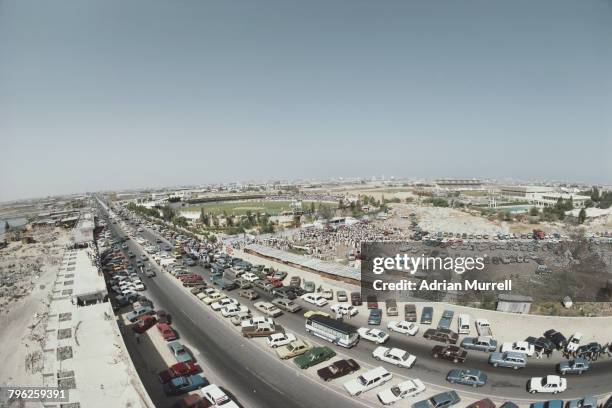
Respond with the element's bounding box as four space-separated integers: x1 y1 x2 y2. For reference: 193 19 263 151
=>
42 246 153 408
501 185 553 199
436 179 483 190
72 214 95 245
496 294 533 314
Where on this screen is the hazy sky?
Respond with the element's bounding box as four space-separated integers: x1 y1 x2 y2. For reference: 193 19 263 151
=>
1 0 611 201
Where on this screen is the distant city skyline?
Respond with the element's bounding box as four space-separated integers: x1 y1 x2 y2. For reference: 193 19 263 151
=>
1 0 611 201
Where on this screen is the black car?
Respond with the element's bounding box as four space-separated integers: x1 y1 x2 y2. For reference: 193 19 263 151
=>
544 329 567 349
525 336 554 354
316 359 360 381
577 342 603 356
423 328 459 345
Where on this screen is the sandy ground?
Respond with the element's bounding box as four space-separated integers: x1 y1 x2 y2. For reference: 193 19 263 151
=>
0 231 69 389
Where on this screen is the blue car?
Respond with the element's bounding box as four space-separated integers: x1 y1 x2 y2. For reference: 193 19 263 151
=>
566 396 598 408
163 374 207 396
368 308 382 325
446 369 487 387
529 400 563 408
559 357 589 375
412 391 460 408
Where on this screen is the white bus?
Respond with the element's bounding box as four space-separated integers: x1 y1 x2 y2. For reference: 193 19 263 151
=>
305 315 359 348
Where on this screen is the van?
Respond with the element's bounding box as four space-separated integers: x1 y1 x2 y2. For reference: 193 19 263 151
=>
458 314 470 335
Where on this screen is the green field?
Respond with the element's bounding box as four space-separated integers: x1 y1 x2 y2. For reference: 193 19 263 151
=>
183 200 336 216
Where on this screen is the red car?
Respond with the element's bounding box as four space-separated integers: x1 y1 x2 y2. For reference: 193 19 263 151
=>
157 322 178 341
158 361 202 383
157 310 172 324
179 274 203 282
133 315 157 333
265 277 283 288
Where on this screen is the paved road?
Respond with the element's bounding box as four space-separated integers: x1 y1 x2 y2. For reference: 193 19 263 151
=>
110 222 369 408
113 215 612 405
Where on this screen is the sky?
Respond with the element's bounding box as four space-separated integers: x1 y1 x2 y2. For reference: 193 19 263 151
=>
1 0 611 201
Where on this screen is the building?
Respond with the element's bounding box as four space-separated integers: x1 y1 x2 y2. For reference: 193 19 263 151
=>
42 247 154 408
72 213 95 245
500 186 554 199
496 294 533 314
436 179 483 190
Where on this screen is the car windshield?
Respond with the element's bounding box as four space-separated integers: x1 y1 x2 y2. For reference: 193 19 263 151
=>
329 366 338 374
357 375 367 385
391 386 402 397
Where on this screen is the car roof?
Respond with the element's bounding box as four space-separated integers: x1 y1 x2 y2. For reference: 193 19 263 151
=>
388 348 407 358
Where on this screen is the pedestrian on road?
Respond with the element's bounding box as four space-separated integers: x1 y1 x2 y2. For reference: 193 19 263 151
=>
135 333 140 344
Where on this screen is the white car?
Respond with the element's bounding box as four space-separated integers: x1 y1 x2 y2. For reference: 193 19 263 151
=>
528 375 567 394
241 316 274 328
301 293 328 307
501 341 535 357
211 298 238 311
357 328 390 344
376 379 426 405
254 301 283 317
133 282 146 291
387 320 419 336
241 272 259 282
267 332 297 348
343 366 392 396
201 384 239 408
566 332 583 353
372 346 417 368
331 303 358 316
203 291 227 305
221 303 249 318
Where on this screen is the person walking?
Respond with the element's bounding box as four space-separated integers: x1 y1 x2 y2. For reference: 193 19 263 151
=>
135 332 141 344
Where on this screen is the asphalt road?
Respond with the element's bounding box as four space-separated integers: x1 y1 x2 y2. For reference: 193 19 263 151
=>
110 222 369 408
111 215 612 406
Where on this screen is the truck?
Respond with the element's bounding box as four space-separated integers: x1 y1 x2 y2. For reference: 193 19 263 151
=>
475 319 493 338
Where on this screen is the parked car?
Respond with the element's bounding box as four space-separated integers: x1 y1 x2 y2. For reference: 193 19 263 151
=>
343 366 392 396
367 295 378 309
461 336 498 352
239 289 259 300
501 341 535 357
301 293 328 307
404 304 417 322
267 332 297 348
358 328 390 344
373 346 417 368
293 346 336 369
388 320 419 336
446 369 487 387
421 307 433 324
157 322 178 341
230 311 252 326
528 375 567 394
412 390 461 408
163 374 207 396
423 328 459 345
466 398 496 408
565 332 583 353
350 292 362 306
133 315 157 333
126 306 155 322
368 308 383 325
544 329 567 350
431 345 467 363
317 359 360 382
377 379 426 405
254 301 283 317
565 396 597 408
331 303 358 317
337 290 348 302
489 351 526 369
271 298 302 313
558 357 590 375
242 323 284 338
158 361 202 383
167 341 192 363
200 384 240 408
276 339 312 360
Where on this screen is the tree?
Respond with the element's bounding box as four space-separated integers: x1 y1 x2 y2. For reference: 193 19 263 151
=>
309 202 315 214
529 207 539 216
578 208 587 224
591 186 600 202
161 206 175 221
4 220 9 232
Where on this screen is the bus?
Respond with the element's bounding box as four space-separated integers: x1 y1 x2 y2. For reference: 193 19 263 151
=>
305 315 359 348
